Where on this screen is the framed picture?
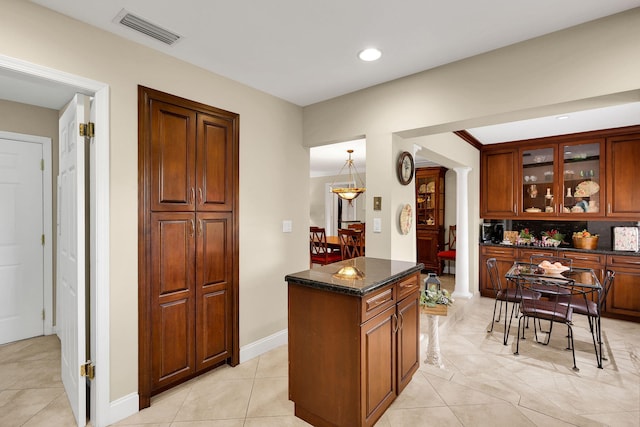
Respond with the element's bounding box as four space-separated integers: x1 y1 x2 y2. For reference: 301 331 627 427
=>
397 151 414 185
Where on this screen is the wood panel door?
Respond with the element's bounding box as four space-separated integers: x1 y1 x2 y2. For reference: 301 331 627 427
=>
606 133 640 218
150 212 196 390
481 148 518 218
195 212 233 371
361 305 396 425
150 100 197 212
396 292 419 393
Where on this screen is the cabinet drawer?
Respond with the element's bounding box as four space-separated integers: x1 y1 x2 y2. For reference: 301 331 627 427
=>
362 284 396 323
397 274 420 301
607 254 640 269
563 251 606 265
481 245 516 259
517 248 557 261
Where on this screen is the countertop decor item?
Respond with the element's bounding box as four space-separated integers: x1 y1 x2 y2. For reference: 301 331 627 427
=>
572 230 599 249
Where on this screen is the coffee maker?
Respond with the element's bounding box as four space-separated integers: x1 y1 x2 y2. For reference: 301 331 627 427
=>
481 222 505 243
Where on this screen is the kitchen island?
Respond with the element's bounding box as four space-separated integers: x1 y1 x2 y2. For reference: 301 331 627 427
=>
285 257 423 427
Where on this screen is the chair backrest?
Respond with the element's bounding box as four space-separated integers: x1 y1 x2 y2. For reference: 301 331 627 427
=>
447 225 456 250
599 270 615 307
347 223 365 234
339 228 364 260
486 257 503 293
519 275 576 321
310 226 328 256
529 255 572 270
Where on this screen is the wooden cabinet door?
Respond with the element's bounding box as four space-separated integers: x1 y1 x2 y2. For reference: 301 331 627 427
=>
481 148 518 218
606 255 640 321
479 246 516 297
396 292 419 393
606 133 640 217
195 212 233 371
196 113 235 211
361 305 396 425
150 100 197 212
150 212 196 389
416 230 441 272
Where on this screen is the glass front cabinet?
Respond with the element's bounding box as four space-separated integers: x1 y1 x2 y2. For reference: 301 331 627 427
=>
519 139 604 218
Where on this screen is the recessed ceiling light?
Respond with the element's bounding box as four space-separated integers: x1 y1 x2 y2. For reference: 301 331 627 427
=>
556 115 570 120
358 48 382 62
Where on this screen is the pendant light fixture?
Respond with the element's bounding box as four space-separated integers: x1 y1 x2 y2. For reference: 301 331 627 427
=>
331 149 366 202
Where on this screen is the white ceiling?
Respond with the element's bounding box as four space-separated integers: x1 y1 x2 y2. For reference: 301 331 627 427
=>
3 1 640 177
31 0 640 107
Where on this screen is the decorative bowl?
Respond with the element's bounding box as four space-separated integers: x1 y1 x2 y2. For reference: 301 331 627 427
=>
573 236 598 250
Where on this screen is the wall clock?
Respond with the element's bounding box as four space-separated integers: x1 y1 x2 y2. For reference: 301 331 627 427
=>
397 151 414 185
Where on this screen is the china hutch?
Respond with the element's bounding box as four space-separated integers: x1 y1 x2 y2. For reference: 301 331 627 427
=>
415 167 446 272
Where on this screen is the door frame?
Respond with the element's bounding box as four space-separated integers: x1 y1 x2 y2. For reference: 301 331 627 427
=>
0 131 52 337
0 54 111 427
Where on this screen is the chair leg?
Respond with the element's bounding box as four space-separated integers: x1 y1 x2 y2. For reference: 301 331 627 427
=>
488 298 499 333
514 314 524 356
567 324 579 372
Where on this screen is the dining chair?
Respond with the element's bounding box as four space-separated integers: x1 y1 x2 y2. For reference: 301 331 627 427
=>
338 228 364 260
347 223 365 255
513 275 580 371
558 270 615 369
310 226 342 267
437 225 456 275
486 258 541 345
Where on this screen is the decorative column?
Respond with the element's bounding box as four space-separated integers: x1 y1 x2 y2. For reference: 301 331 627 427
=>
453 167 473 299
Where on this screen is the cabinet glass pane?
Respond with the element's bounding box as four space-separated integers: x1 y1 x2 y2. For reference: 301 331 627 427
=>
522 147 555 213
562 142 601 214
416 175 436 226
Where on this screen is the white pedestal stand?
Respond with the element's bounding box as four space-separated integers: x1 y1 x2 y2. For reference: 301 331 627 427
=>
425 314 444 368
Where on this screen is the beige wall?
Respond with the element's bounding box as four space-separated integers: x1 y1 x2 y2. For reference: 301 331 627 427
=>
1 0 307 401
302 7 640 280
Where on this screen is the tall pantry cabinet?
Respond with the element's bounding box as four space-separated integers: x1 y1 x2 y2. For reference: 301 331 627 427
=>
138 87 239 407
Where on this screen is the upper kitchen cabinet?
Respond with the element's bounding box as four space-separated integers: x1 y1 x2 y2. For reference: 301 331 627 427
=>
606 132 640 218
480 148 518 218
520 144 556 215
481 125 640 221
559 139 605 217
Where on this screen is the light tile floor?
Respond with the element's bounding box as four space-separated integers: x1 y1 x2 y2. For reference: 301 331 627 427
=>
2 275 639 426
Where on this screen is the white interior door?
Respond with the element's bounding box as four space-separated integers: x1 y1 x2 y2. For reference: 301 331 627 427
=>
0 138 44 344
58 94 88 427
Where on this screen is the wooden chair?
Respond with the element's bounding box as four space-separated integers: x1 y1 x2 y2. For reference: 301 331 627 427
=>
310 226 342 267
347 223 365 255
338 228 364 260
437 225 456 275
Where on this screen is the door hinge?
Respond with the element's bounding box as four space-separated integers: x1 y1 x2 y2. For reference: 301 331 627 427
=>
41 159 45 171
41 234 45 246
42 309 45 320
79 122 95 138
80 361 95 380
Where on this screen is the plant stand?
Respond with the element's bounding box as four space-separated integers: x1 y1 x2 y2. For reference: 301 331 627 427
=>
422 305 447 368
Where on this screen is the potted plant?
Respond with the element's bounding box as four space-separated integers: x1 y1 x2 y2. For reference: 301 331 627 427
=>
542 229 564 247
518 228 534 245
420 276 454 316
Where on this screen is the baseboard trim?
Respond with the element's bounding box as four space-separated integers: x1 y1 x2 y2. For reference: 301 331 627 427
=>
240 328 288 363
108 392 139 426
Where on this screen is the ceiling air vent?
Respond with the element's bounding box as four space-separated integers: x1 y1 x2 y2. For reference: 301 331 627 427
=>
115 9 181 46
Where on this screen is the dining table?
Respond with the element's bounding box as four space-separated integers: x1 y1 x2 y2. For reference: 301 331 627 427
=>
505 262 604 366
325 235 341 251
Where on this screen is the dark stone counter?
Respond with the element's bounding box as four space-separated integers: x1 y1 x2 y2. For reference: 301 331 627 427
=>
480 242 640 257
285 257 424 296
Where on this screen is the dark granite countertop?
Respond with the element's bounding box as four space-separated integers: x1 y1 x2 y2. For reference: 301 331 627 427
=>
480 242 640 257
285 257 424 297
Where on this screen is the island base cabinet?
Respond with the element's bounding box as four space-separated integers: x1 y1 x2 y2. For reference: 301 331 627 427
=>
288 273 420 427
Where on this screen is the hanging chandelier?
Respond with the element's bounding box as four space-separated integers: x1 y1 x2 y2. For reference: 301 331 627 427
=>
331 149 366 201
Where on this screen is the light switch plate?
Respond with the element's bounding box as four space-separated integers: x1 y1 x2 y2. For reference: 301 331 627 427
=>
373 196 382 211
373 218 382 233
282 220 292 233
